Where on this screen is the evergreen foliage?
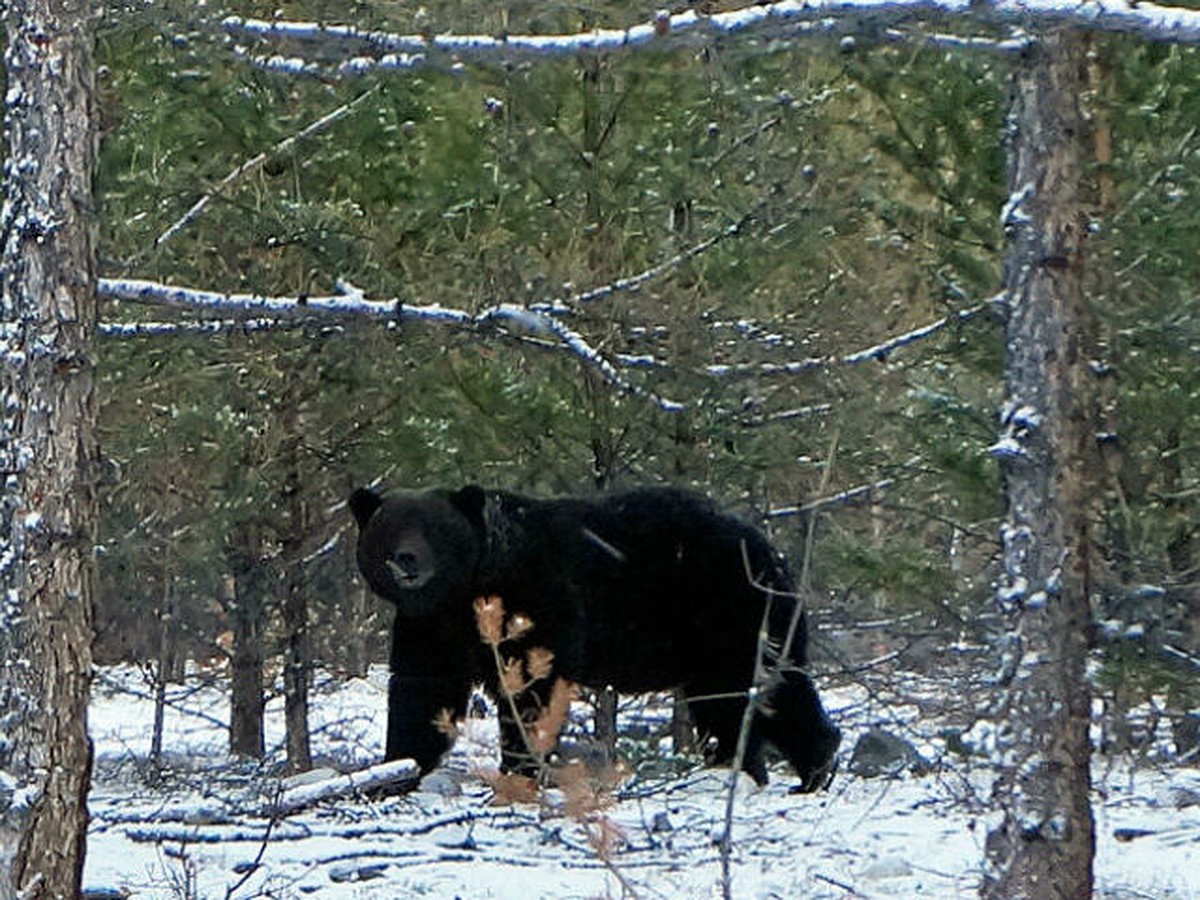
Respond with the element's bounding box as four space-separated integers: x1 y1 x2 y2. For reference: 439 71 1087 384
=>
85 2 1198 747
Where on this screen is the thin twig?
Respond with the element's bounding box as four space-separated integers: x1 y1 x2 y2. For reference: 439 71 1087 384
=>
719 540 775 900
813 870 868 897
156 87 379 249
718 421 834 899
223 799 277 899
783 427 838 665
1111 126 1197 225
706 293 1006 379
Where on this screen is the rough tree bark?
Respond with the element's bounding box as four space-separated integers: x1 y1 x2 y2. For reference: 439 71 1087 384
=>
0 1 99 896
984 29 1098 900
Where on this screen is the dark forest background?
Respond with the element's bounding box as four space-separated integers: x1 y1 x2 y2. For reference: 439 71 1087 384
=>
89 1 1197 757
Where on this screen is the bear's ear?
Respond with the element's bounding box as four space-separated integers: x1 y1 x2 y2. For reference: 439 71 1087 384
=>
349 487 383 528
449 484 487 526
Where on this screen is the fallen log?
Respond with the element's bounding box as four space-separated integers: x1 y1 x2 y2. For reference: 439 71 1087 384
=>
271 758 421 815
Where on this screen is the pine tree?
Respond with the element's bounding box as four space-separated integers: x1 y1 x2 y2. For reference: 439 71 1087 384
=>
0 1 99 895
984 29 1098 899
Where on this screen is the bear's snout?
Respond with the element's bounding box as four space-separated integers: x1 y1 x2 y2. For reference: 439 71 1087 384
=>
386 548 434 589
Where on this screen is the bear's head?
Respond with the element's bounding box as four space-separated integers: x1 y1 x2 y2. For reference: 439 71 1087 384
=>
350 485 487 617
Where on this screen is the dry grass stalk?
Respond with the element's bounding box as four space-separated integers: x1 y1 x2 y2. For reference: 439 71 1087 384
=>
474 594 504 646
506 613 534 641
481 770 541 806
471 595 640 895
531 677 575 755
526 646 555 682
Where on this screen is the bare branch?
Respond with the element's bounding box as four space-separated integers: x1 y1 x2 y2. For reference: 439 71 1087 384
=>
538 205 760 314
841 292 1005 363
707 293 1005 379
765 458 931 530
767 474 898 520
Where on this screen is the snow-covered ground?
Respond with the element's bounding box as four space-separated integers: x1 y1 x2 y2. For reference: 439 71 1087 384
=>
85 665 1200 898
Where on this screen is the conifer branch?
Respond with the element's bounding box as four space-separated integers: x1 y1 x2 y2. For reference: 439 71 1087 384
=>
155 88 380 249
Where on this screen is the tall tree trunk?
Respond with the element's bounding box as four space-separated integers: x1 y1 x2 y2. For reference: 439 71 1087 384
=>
984 30 1098 900
229 528 266 759
281 388 312 773
150 566 176 770
282 559 313 772
0 2 98 896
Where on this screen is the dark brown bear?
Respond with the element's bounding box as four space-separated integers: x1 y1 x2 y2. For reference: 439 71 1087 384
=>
350 484 840 791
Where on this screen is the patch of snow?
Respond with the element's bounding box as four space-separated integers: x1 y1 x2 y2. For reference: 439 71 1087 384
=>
1000 181 1035 227
83 667 1200 898
987 436 1027 460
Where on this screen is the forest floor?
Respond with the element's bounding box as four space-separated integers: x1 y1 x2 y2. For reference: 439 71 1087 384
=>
84 659 1200 899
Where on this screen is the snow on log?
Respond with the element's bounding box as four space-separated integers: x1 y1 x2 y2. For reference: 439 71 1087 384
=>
270 759 421 815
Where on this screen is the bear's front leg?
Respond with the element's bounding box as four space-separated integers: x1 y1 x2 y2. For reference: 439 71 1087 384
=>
386 673 471 774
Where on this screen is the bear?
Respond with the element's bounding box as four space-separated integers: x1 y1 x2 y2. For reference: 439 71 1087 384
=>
349 483 840 792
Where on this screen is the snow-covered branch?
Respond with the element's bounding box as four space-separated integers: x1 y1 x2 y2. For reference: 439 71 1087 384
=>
99 277 998 408
100 277 411 320
97 278 684 413
842 291 1004 363
99 318 310 337
222 0 1200 79
485 304 684 412
880 26 1032 53
222 3 840 77
1162 643 1200 672
271 759 420 814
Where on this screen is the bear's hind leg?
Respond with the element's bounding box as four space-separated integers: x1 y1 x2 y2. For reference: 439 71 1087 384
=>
685 689 770 786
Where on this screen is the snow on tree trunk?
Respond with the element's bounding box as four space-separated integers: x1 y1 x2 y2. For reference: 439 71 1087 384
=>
0 1 98 896
983 29 1098 900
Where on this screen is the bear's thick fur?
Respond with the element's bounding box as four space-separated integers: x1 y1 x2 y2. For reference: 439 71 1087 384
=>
350 484 840 791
